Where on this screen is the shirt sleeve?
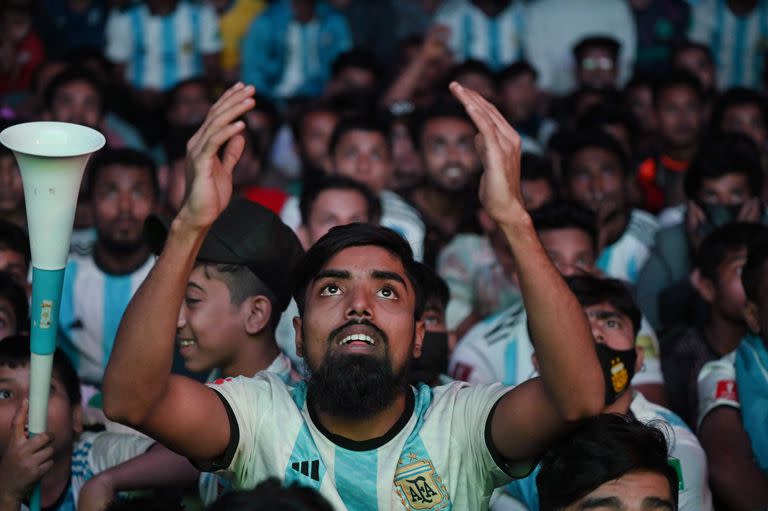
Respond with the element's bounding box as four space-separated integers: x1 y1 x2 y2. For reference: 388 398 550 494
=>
198 4 223 54
87 432 156 474
696 358 739 430
670 429 713 511
633 316 664 386
241 12 280 95
105 9 132 63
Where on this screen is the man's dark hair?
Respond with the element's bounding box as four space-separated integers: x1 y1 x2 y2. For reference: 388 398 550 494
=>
572 35 621 61
521 153 558 196
205 477 333 511
0 219 30 269
696 223 768 283
496 59 539 85
328 115 390 157
0 271 28 335
537 414 678 511
446 59 495 87
711 87 768 135
42 65 106 115
624 71 656 92
0 335 81 406
164 77 213 116
299 175 381 226
415 261 450 310
671 40 714 67
742 239 768 303
290 101 339 141
331 48 382 83
577 102 637 143
531 200 598 253
251 93 281 139
292 223 424 319
408 100 474 150
87 147 159 198
683 133 763 199
566 275 642 338
653 69 704 107
562 130 629 178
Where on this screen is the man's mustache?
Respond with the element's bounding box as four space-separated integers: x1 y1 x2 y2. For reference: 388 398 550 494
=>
327 319 388 346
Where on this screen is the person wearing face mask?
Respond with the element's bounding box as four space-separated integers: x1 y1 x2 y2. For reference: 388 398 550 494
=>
637 133 767 331
493 275 712 511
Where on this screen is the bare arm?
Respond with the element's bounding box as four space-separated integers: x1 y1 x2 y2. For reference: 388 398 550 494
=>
700 407 768 510
103 83 256 460
450 83 604 464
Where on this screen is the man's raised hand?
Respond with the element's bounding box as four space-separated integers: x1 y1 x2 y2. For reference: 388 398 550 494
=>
180 82 255 229
449 81 525 227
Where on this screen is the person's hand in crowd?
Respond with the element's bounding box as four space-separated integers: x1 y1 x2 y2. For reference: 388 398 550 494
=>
178 82 255 230
737 196 762 223
449 82 525 227
685 199 708 252
0 400 54 508
77 473 115 511
419 24 452 64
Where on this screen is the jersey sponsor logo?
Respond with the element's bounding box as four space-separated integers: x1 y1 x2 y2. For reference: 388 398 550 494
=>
395 456 450 510
451 362 474 382
715 380 738 401
212 377 233 385
290 459 320 482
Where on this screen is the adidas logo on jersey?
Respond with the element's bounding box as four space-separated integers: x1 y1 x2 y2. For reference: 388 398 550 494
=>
291 459 320 481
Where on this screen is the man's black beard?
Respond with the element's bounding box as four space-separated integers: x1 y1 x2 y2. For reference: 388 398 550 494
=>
98 235 147 257
306 321 409 420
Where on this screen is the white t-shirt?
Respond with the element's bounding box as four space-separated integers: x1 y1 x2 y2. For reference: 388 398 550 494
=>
204 373 524 510
696 351 739 429
449 305 663 387
597 209 659 284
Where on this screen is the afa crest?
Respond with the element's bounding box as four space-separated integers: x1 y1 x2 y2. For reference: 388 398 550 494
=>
394 455 450 510
610 357 629 393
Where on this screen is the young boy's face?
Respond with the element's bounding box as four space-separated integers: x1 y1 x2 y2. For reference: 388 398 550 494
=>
303 188 371 247
330 130 393 194
0 249 27 290
0 155 23 214
712 247 748 322
177 265 250 373
656 86 702 149
538 227 595 277
0 296 18 340
0 364 80 459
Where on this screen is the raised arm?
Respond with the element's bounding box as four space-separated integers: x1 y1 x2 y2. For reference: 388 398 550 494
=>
102 83 256 460
450 83 604 465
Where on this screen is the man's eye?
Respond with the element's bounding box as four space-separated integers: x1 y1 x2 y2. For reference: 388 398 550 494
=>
606 319 618 328
184 296 200 306
377 287 397 299
0 390 11 399
320 284 341 296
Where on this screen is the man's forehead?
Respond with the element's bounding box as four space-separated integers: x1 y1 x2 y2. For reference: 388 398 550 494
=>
320 246 407 274
584 302 624 317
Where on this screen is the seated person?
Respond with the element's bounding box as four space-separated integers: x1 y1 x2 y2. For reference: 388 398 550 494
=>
410 262 452 387
0 271 27 340
0 140 25 230
0 218 30 294
697 238 768 510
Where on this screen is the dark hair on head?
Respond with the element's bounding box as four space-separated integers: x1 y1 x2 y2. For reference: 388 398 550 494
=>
531 200 598 252
43 64 106 115
292 223 424 319
0 271 28 335
624 71 657 92
521 153 558 200
164 76 213 115
87 147 159 198
251 93 281 138
572 35 621 61
415 261 450 310
328 115 390 157
106 495 185 511
683 132 763 199
711 87 768 135
205 477 334 511
653 69 704 107
562 130 629 178
408 100 474 150
576 102 636 144
742 238 768 303
0 218 30 268
299 175 381 226
497 59 539 84
537 413 678 511
566 275 641 338
696 223 768 282
290 101 339 141
446 58 495 86
331 48 382 83
0 335 81 406
671 40 714 67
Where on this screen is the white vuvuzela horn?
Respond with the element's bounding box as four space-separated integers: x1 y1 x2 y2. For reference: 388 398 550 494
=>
0 122 104 511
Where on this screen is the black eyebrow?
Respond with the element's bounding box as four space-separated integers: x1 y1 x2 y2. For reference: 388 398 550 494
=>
589 310 623 321
186 282 205 292
578 496 623 510
371 270 407 288
313 269 351 282
642 497 675 510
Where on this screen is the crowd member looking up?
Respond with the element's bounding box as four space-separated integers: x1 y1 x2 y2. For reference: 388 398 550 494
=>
671 40 717 96
241 0 351 100
636 71 704 213
661 223 767 427
290 102 341 183
696 238 768 510
0 141 24 230
165 77 213 128
323 48 381 100
497 60 557 150
536 413 679 511
102 81 605 510
0 271 27 340
58 148 158 388
562 131 659 284
572 36 621 91
499 276 710 511
0 219 29 294
637 133 765 330
406 101 482 266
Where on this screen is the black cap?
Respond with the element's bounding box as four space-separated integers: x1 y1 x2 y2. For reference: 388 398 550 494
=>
145 198 304 312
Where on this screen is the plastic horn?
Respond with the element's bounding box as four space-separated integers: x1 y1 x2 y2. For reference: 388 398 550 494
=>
0 122 104 511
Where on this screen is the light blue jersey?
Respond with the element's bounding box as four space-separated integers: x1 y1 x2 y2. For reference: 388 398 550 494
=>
207 373 525 510
597 209 658 284
58 255 154 385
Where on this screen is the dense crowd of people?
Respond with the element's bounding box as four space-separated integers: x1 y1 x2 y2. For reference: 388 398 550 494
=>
0 0 767 510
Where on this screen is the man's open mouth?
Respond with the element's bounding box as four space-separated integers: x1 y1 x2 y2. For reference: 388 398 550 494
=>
338 333 376 346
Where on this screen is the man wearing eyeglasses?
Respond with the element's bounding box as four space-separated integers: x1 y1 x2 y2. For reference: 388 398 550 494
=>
572 36 621 91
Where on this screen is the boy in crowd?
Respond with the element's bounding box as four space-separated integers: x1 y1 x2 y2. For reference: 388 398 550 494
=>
572 36 621 91
0 336 155 510
562 131 659 284
449 201 665 404
662 223 767 427
0 143 24 230
409 262 452 387
497 276 710 511
290 102 340 183
0 272 27 340
638 133 766 330
697 239 768 510
0 219 29 294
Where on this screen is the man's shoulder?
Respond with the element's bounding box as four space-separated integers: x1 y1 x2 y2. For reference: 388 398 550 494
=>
463 305 527 347
381 191 424 222
626 209 659 247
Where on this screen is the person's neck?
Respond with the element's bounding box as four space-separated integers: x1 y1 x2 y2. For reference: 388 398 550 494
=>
412 185 463 232
40 455 71 508
93 241 150 276
603 389 634 415
662 142 697 162
705 312 747 357
598 208 631 250
315 389 408 442
221 335 281 378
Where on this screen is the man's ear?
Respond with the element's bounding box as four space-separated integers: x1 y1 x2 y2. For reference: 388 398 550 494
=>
690 268 715 304
72 403 83 437
412 320 426 359
293 316 304 358
243 296 272 335
744 300 761 334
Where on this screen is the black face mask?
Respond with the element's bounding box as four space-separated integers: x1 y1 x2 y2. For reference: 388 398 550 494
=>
409 331 449 386
595 343 637 405
695 201 743 239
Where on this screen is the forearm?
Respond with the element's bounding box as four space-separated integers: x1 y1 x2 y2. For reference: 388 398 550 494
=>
710 460 768 509
98 443 199 492
381 56 429 107
103 214 208 423
500 213 604 418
